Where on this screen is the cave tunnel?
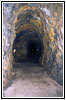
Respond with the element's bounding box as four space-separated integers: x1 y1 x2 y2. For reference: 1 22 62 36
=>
12 6 44 64
12 29 43 63
3 3 63 96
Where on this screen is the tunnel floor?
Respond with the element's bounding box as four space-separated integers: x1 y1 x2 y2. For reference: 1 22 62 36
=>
4 62 63 97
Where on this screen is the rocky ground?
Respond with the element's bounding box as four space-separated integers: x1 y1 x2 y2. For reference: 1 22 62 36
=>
3 62 63 97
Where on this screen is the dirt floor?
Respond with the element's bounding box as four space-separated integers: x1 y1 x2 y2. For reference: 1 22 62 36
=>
3 62 63 97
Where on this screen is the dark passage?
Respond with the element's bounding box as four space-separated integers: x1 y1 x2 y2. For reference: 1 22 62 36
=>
27 40 42 62
12 30 43 63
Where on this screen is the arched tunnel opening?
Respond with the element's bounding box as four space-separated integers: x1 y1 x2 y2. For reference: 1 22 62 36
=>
12 29 43 63
12 6 44 65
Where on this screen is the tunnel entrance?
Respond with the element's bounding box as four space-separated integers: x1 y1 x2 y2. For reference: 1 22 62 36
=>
12 5 44 64
12 33 43 63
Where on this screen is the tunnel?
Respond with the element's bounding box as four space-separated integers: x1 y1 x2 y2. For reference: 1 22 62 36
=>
12 6 44 64
3 3 63 93
13 34 43 63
